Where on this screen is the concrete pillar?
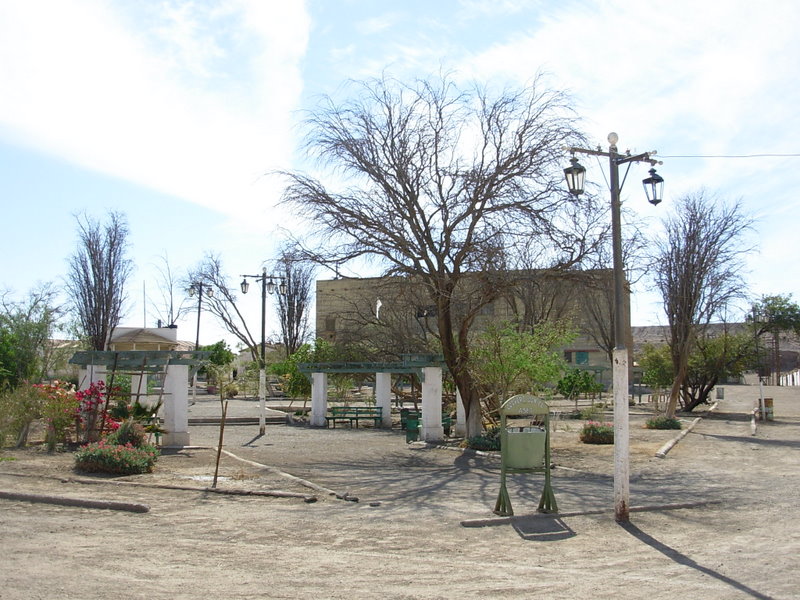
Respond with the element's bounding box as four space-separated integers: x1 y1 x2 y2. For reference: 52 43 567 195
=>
78 366 106 391
455 388 467 437
420 366 443 442
310 372 328 427
375 372 392 428
163 364 190 447
131 373 148 404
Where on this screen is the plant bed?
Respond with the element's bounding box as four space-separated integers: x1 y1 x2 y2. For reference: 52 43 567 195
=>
579 421 614 444
74 440 160 475
645 416 682 430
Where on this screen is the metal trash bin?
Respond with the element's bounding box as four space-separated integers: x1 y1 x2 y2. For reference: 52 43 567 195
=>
504 428 546 470
764 397 774 421
494 395 557 516
405 415 420 443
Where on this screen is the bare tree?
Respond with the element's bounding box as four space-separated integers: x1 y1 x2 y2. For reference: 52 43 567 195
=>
187 254 260 362
578 214 648 362
651 191 753 417
282 73 606 436
65 211 133 351
273 247 314 357
148 251 188 328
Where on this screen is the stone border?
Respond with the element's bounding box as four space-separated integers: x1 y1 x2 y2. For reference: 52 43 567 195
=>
655 402 718 458
0 489 150 513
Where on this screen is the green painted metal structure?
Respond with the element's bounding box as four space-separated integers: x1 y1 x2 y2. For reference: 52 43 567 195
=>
297 353 445 381
494 394 557 516
69 350 211 372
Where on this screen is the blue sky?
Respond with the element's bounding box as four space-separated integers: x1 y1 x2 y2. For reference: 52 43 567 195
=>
1 0 798 348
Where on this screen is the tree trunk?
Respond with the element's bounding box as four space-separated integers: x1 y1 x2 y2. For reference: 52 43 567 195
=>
665 359 687 418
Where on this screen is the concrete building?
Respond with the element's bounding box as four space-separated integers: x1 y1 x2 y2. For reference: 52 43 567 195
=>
315 269 630 386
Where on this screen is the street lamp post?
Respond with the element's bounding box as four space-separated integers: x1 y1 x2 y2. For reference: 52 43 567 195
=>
563 132 664 523
240 268 286 435
188 282 214 400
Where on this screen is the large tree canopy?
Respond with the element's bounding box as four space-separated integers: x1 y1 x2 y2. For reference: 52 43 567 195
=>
282 73 607 436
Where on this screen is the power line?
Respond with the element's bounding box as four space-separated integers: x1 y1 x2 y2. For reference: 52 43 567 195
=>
660 153 800 158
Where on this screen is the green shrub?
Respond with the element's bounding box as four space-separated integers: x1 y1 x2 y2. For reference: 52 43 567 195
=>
74 440 160 475
579 421 614 444
464 427 501 451
107 420 148 448
645 416 682 430
0 384 45 448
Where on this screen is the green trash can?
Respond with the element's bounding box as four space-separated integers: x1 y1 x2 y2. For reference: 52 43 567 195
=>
504 427 546 470
405 415 420 443
494 395 557 516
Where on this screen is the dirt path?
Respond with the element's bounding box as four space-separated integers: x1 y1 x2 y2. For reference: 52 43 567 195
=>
1 385 798 599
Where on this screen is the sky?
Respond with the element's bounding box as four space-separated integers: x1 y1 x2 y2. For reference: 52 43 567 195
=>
1 0 799 350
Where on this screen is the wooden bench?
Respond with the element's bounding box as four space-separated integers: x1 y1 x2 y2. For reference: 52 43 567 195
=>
325 406 383 428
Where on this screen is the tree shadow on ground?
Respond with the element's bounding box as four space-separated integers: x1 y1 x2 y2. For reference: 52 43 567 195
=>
620 521 775 600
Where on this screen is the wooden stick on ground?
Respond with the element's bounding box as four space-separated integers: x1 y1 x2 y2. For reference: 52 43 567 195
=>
212 400 228 488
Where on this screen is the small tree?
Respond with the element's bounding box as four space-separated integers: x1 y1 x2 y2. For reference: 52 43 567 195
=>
651 191 753 418
200 340 236 393
0 284 63 388
639 343 673 391
750 295 800 385
273 247 314 357
66 211 133 351
468 320 574 420
639 332 755 412
269 339 355 401
683 332 754 410
556 368 604 410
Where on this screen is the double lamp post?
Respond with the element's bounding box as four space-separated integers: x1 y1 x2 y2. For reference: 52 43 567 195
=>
188 281 214 401
240 268 286 435
563 132 664 523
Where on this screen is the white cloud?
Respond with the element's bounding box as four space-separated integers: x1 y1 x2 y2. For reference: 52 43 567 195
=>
0 0 310 235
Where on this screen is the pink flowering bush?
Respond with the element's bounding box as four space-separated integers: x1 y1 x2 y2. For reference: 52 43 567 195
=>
579 421 614 444
75 381 121 443
74 419 159 475
74 439 159 475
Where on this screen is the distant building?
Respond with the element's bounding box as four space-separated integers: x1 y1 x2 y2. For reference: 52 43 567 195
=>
315 269 630 386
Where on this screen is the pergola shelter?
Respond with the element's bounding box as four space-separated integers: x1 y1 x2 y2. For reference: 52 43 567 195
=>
299 354 464 442
69 342 209 447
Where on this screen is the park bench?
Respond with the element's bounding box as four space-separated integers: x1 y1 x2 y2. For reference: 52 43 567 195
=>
325 405 383 428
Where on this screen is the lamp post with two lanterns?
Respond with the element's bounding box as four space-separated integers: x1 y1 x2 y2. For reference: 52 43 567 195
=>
188 281 214 351
240 268 286 435
563 132 664 523
188 282 214 401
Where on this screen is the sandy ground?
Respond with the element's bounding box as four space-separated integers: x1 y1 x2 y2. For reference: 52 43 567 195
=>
1 384 799 600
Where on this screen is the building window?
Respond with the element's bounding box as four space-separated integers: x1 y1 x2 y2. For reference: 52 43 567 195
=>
564 351 573 363
325 316 336 331
576 351 589 365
